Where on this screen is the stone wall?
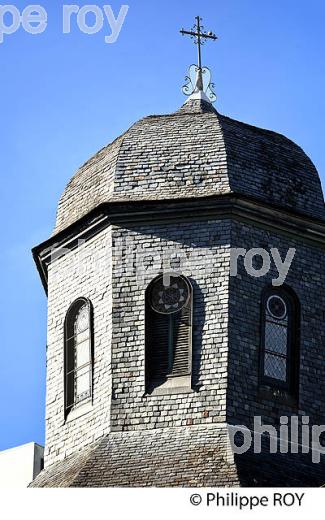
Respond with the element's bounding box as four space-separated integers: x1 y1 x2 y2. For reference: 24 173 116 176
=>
44 214 325 469
228 220 325 429
110 219 231 431
45 226 113 466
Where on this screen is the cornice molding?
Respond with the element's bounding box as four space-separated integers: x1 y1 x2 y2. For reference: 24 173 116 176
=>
32 194 325 294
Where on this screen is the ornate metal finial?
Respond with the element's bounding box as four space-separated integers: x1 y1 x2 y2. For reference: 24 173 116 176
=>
180 16 218 103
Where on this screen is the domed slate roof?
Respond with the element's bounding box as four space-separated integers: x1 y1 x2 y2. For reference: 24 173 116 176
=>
54 99 325 234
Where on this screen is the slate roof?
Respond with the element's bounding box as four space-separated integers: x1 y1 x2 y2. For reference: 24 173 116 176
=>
30 425 325 487
54 99 325 234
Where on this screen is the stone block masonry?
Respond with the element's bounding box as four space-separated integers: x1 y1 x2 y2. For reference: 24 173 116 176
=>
45 227 113 467
110 219 231 432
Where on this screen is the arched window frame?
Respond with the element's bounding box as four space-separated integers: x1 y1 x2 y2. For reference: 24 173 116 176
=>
145 274 193 393
259 285 300 396
64 297 94 418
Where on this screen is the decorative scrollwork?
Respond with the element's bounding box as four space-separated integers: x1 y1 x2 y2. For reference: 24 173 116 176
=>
150 275 190 315
182 64 217 102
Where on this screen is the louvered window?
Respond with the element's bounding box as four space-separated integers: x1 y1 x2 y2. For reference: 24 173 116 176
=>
145 275 193 391
260 287 299 395
64 298 93 418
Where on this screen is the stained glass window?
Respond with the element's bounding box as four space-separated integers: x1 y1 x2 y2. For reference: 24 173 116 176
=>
260 288 299 394
264 295 288 382
64 299 93 417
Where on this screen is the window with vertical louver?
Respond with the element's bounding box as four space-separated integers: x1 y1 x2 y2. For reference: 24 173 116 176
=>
145 275 193 392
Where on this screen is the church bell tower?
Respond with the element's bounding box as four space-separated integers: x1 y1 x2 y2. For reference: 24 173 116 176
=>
31 17 325 487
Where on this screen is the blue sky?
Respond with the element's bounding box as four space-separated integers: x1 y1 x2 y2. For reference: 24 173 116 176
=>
0 0 325 451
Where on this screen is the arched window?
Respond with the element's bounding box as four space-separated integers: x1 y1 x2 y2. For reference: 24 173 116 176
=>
260 287 300 395
145 274 193 392
64 298 93 417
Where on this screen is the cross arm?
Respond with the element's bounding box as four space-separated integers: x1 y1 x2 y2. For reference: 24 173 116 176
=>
180 29 218 40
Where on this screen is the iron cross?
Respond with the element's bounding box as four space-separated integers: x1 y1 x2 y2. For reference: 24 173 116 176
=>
180 16 218 70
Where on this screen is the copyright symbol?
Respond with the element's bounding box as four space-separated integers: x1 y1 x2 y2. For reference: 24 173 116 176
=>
190 494 202 506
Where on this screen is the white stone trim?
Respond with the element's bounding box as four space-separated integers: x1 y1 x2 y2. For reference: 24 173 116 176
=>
65 401 93 424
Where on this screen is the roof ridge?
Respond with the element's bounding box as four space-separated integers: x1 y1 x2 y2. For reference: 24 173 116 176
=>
70 438 107 487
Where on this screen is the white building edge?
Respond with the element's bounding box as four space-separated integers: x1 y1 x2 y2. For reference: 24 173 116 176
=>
0 442 44 488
